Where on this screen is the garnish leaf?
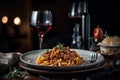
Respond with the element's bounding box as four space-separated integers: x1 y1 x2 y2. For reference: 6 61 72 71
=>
55 42 65 50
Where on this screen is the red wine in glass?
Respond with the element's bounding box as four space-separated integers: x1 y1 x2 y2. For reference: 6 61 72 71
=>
29 10 52 49
30 23 52 34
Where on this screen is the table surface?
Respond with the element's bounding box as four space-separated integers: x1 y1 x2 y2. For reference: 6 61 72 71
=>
1 53 120 80
21 60 120 80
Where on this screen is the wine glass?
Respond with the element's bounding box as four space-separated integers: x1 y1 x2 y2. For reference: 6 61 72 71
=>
68 1 82 18
29 10 52 49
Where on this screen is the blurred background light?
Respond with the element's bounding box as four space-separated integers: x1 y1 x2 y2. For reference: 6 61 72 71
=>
14 17 21 26
2 16 8 24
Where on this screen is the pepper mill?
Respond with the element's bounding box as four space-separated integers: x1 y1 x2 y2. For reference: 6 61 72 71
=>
71 24 81 49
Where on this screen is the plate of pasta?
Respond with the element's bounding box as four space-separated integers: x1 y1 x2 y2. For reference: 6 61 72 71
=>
20 44 105 71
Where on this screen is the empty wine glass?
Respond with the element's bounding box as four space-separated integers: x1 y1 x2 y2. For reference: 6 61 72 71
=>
68 1 82 18
29 10 52 49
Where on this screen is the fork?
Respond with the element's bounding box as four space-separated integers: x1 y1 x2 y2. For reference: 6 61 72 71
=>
90 52 98 62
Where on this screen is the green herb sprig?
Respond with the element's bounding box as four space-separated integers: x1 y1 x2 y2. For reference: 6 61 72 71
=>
55 42 65 50
3 67 29 79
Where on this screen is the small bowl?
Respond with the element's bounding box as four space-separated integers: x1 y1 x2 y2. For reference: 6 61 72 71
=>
99 45 120 55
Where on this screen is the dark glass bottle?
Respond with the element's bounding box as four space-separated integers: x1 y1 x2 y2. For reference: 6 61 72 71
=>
81 0 91 50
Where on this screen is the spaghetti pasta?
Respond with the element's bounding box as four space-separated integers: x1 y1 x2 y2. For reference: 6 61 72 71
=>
36 44 84 66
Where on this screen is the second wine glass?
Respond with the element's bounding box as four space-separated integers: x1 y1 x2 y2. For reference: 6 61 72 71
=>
30 10 52 49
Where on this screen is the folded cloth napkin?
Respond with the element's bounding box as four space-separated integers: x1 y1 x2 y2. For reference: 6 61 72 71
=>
0 52 22 65
0 52 22 75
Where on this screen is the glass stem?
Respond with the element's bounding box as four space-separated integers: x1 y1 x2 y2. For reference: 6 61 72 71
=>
38 33 44 49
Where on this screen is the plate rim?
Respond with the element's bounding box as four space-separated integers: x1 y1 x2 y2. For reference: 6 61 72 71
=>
19 61 105 74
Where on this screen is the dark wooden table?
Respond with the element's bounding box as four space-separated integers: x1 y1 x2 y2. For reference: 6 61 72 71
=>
19 60 120 80
1 53 120 80
7 62 117 80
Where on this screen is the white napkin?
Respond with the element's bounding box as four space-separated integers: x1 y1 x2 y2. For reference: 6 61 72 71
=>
0 52 22 66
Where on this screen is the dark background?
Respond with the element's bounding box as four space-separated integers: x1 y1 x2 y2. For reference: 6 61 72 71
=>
30 0 120 36
88 0 119 36
0 0 119 52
